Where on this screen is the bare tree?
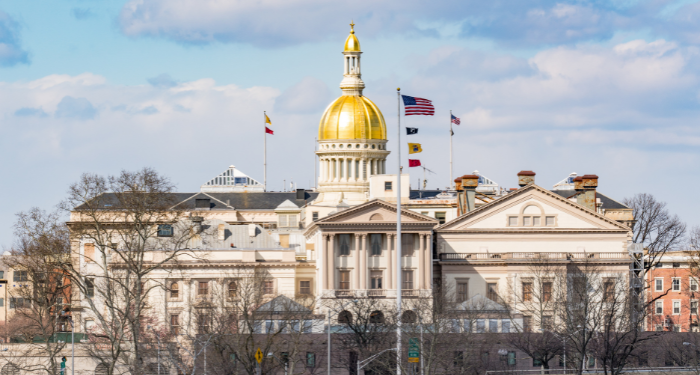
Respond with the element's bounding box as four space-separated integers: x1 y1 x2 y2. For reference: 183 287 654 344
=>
1 208 72 375
60 168 197 375
623 193 686 268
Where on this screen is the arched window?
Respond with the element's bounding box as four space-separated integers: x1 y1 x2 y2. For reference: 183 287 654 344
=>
370 310 385 324
170 282 179 299
94 363 109 375
369 213 384 221
228 281 238 298
401 310 417 324
338 310 353 324
1 364 19 375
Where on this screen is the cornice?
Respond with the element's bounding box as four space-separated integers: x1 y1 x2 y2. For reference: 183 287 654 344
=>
435 229 629 234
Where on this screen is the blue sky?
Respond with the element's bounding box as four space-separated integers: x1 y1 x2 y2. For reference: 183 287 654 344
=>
1 0 700 246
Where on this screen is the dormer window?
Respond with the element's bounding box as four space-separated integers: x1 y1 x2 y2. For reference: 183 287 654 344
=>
278 214 298 228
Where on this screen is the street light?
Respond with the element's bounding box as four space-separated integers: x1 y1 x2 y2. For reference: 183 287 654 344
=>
358 348 397 375
268 352 288 375
412 308 424 375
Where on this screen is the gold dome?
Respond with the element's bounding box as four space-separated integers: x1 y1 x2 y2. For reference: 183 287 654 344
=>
318 95 387 140
344 22 361 52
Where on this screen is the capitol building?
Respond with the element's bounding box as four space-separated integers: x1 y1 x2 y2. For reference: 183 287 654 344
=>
50 26 639 374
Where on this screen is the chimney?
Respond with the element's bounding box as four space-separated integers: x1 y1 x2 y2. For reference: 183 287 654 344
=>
296 188 306 200
461 175 479 214
218 224 225 241
454 178 463 191
576 175 598 211
517 171 536 187
190 216 204 234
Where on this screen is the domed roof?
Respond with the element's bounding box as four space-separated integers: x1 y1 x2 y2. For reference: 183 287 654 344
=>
344 22 360 52
318 95 386 140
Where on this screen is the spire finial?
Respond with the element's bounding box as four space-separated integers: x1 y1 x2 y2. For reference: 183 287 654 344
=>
350 20 355 34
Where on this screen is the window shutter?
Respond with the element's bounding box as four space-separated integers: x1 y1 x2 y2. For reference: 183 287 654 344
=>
279 214 288 227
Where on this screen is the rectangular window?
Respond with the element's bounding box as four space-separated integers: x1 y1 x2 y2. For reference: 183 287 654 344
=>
198 281 209 296
349 352 358 375
264 280 274 294
84 243 95 262
673 300 681 315
542 282 552 302
403 270 414 290
370 234 382 256
476 319 485 333
454 351 464 367
384 181 392 191
508 216 518 226
421 211 429 216
522 282 532 302
339 234 351 256
656 300 663 315
546 216 555 226
170 314 179 335
435 212 446 225
265 320 274 333
533 357 543 367
306 352 316 368
10 298 28 309
588 356 595 368
673 325 681 332
0 271 4 279
523 316 532 332
655 278 663 292
523 216 532 226
673 278 681 292
692 300 698 315
502 320 510 333
655 325 663 332
457 281 468 302
339 271 350 290
489 319 498 332
657 263 663 268
86 278 94 298
170 282 179 299
13 270 28 282
299 280 311 295
691 278 698 292
0 298 4 307
401 233 415 256
157 224 173 237
508 352 516 366
198 314 211 334
673 262 681 268
604 281 614 302
370 271 383 289
487 283 498 301
542 316 553 330
312 212 319 221
228 281 237 298
533 216 541 226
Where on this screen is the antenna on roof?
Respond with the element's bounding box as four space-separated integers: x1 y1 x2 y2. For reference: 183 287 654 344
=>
419 165 436 191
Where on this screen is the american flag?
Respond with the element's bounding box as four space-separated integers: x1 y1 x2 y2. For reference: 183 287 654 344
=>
401 95 434 116
451 114 460 125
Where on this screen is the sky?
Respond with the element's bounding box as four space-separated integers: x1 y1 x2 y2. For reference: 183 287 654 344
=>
1 0 700 246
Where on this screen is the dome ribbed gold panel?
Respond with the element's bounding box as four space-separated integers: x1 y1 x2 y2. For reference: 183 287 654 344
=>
318 95 387 140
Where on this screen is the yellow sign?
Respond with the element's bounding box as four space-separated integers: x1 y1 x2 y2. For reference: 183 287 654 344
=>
255 348 263 364
408 143 422 154
408 358 420 363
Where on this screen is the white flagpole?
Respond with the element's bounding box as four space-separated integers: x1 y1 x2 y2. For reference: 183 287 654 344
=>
264 111 267 192
450 110 453 189
396 88 403 375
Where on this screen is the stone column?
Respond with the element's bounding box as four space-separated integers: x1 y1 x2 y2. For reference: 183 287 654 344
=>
360 234 367 290
344 56 349 74
425 234 432 289
354 234 361 289
328 234 335 290
419 234 426 290
322 235 329 290
387 234 394 290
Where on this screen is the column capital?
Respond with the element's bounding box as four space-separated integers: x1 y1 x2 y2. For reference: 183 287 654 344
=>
361 233 367 239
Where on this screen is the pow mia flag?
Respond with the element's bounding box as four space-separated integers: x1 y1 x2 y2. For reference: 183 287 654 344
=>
406 127 418 135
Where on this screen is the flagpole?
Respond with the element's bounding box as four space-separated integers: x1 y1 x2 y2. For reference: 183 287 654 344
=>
396 88 403 375
450 110 453 190
264 111 267 192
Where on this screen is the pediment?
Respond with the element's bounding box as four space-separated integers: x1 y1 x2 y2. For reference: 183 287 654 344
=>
439 185 629 231
317 199 438 225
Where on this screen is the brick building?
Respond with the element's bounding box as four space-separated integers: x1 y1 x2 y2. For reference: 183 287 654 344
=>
646 251 700 332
